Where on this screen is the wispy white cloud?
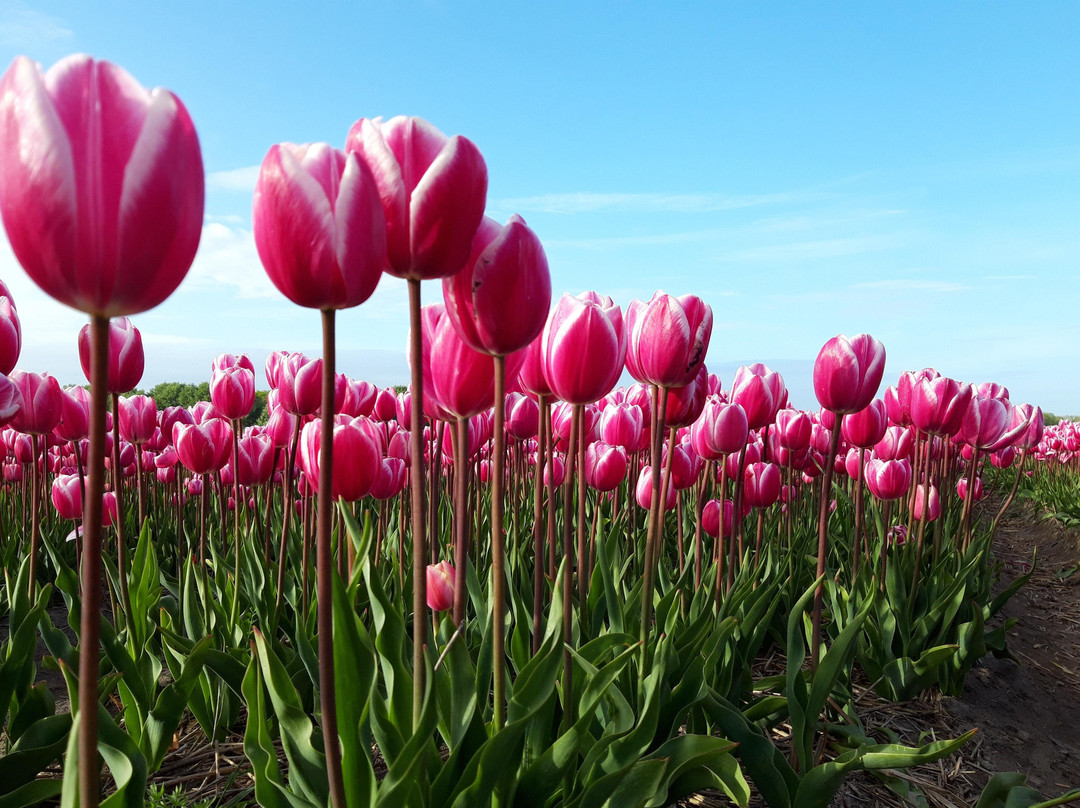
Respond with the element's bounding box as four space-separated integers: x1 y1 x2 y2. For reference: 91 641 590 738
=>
0 4 72 47
182 222 278 299
490 191 805 216
207 165 260 193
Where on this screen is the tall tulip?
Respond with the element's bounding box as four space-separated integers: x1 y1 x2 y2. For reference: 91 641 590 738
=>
253 139 386 803
624 291 713 389
0 55 204 806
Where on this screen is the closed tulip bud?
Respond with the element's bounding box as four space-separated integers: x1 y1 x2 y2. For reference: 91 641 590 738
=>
51 473 82 520
0 375 20 427
346 116 487 280
775 408 812 453
426 560 456 612
270 353 319 416
864 458 911 501
542 292 626 405
340 378 377 418
957 475 984 502
443 215 551 356
543 455 565 488
210 363 255 421
254 142 385 310
813 334 886 415
624 291 712 389
298 417 380 502
912 483 941 522
874 425 915 461
77 316 145 394
842 399 887 449
426 307 496 420
691 399 749 460
0 55 204 317
9 370 61 435
370 457 407 500
174 419 232 475
583 441 628 492
0 296 20 375
635 465 677 510
911 377 972 437
990 446 1017 469
701 499 734 540
506 392 540 440
1012 404 1043 450
601 402 647 452
118 395 157 444
518 335 554 399
743 462 781 509
156 465 176 485
730 364 786 430
160 406 195 446
234 433 274 486
663 364 709 428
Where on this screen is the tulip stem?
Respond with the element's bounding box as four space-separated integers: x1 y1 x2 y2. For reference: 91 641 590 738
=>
492 355 508 731
407 278 429 731
811 417 843 669
231 420 243 627
78 314 110 808
560 403 579 733
452 418 470 625
111 394 132 629
274 419 301 625
28 433 40 599
317 308 346 808
531 395 548 654
638 385 668 684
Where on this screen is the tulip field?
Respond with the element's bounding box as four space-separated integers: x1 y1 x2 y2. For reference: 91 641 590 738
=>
1 53 1079 808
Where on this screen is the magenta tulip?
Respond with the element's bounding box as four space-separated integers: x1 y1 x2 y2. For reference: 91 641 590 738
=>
0 55 204 316
118 395 157 444
691 399 749 460
210 363 256 421
864 458 910 501
584 441 628 491
78 316 144 393
912 483 941 522
624 291 713 389
743 462 781 509
813 334 886 415
910 376 972 437
542 292 626 405
298 417 381 502
174 419 232 475
346 116 487 280
730 364 786 430
0 296 20 374
775 408 813 453
51 473 82 520
234 433 275 487
8 370 61 435
842 399 888 449
443 214 551 355
426 560 456 612
253 142 385 310
601 402 647 452
54 386 90 442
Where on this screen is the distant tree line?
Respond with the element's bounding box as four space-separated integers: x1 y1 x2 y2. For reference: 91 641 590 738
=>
121 382 269 427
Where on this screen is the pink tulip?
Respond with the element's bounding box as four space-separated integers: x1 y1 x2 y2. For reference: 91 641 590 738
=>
518 335 554 399
691 399 749 460
51 473 82 520
53 386 89 442
701 498 734 539
174 419 232 475
118 394 157 444
443 214 551 355
624 291 712 389
234 433 274 487
426 306 496 420
0 375 20 426
874 425 915 461
601 402 647 452
340 378 377 418
775 408 812 453
635 465 677 510
813 334 886 415
743 462 781 509
426 560 456 612
0 55 204 316
543 455 566 488
253 142 385 310
210 363 256 421
663 364 709 428
842 398 887 449
78 316 144 393
0 296 20 374
506 392 540 440
160 406 195 446
583 441 628 492
957 475 984 502
8 370 61 435
346 116 487 280
911 376 972 437
542 292 626 405
298 417 380 502
370 457 407 500
1012 404 1043 450
730 364 786 430
864 457 911 501
911 483 941 522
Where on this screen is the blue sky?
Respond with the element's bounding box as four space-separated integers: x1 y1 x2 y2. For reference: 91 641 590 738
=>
1 2 1078 412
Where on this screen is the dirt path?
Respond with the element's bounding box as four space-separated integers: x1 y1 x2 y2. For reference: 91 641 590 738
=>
944 497 1080 797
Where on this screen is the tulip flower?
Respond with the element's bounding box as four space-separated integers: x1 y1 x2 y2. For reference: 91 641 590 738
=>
174 419 232 476
0 295 20 374
813 334 886 416
51 473 82 520
443 214 551 356
542 292 626 406
211 363 256 421
624 291 713 389
911 376 972 437
743 462 781 509
691 400 749 461
584 441 629 492
912 483 941 522
8 370 61 435
426 560 456 612
730 364 786 431
118 395 157 445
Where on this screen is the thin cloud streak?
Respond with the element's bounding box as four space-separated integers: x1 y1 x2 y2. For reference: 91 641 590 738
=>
0 4 72 47
207 165 261 193
491 190 812 215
